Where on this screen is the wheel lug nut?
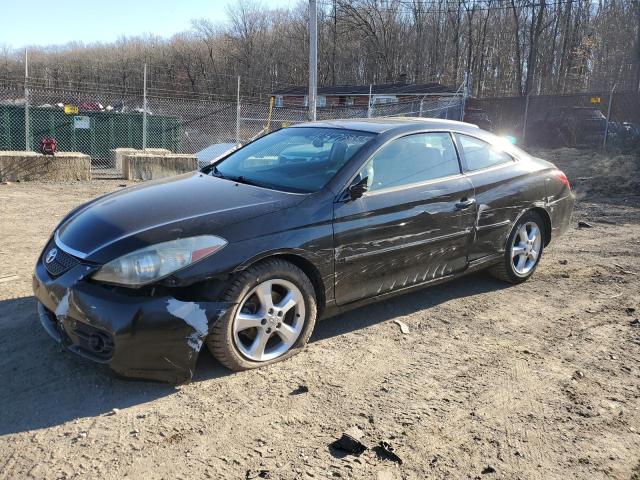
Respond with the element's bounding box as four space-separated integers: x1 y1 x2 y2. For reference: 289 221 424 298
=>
268 308 274 314
276 323 281 328
277 311 283 317
261 319 267 325
266 328 272 334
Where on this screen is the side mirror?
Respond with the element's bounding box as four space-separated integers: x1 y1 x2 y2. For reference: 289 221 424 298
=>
348 176 369 201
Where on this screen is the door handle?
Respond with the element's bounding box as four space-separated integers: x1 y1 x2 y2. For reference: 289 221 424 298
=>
455 198 476 210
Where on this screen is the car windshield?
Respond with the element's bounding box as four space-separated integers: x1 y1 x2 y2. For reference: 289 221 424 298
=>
209 127 376 193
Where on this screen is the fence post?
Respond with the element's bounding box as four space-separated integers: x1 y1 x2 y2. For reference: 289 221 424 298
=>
522 94 530 146
367 84 373 118
236 75 241 145
24 49 30 151
419 97 424 117
142 63 147 151
266 96 274 133
460 73 468 122
603 85 615 149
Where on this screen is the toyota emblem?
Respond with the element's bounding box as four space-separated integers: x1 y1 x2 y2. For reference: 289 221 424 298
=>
45 248 58 264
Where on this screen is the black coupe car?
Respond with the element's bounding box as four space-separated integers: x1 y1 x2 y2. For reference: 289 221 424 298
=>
33 118 574 383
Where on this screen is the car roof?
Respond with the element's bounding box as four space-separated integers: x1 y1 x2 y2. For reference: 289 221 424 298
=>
290 117 481 134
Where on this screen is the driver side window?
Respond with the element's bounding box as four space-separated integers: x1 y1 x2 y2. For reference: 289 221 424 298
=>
361 132 461 192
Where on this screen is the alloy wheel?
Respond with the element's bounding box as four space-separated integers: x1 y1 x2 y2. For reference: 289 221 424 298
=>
232 279 305 362
511 221 542 276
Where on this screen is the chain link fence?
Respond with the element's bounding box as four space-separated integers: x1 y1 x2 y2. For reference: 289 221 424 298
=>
0 67 466 177
238 94 464 138
3 63 637 183
468 91 640 152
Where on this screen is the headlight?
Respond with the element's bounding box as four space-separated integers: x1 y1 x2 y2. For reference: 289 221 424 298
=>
92 235 227 287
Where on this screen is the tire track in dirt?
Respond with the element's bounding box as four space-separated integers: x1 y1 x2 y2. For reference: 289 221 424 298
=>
1 165 639 479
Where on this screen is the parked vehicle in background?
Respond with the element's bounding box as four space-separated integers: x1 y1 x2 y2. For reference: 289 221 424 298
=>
527 107 608 147
33 118 574 384
608 121 640 150
463 107 492 131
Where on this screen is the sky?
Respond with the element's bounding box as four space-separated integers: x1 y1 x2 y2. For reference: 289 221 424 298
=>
0 0 295 50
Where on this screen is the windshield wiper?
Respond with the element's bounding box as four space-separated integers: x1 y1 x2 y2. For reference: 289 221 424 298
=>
230 176 272 189
211 167 269 189
211 165 228 179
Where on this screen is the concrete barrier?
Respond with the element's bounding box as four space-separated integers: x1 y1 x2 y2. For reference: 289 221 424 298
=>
109 148 172 170
123 153 198 180
0 151 91 182
108 148 138 170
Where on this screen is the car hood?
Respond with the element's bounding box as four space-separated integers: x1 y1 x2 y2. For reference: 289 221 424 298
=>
57 173 305 263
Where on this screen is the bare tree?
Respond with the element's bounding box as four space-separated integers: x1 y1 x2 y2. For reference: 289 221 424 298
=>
1 0 637 99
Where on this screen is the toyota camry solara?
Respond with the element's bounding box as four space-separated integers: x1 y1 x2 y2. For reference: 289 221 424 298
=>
33 118 574 383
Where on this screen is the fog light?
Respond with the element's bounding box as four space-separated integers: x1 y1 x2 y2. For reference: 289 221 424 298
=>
89 333 108 353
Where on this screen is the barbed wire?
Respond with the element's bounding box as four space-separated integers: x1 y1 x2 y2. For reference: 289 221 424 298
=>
1 55 304 90
0 74 282 102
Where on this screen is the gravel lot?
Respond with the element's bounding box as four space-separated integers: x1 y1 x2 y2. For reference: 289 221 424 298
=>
1 149 639 480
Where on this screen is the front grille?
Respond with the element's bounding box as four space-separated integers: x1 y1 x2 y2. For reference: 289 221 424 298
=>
43 241 80 277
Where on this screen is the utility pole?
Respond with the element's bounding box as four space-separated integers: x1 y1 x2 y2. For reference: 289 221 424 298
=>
142 63 147 150
236 75 241 145
24 49 30 151
308 0 318 121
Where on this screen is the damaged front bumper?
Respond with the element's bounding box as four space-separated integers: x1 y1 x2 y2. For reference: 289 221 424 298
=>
33 250 232 384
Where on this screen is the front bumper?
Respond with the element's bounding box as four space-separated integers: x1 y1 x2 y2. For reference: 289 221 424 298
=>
33 246 232 384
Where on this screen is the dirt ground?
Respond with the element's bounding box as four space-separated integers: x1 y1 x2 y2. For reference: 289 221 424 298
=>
0 148 639 480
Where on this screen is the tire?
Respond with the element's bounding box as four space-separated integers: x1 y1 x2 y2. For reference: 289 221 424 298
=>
207 258 317 371
488 211 545 284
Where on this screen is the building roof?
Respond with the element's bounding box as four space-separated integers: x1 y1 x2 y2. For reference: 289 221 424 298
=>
290 117 479 134
272 82 455 96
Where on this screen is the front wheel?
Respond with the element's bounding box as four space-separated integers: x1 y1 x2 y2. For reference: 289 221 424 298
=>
207 259 317 371
489 211 545 284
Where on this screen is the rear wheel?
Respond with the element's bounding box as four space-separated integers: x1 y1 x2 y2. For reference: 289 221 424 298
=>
489 211 545 284
207 259 317 371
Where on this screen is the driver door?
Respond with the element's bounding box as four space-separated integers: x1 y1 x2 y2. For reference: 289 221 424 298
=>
332 132 476 305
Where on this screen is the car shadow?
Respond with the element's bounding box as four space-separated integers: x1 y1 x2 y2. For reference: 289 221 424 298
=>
312 272 507 342
0 272 506 436
0 295 231 435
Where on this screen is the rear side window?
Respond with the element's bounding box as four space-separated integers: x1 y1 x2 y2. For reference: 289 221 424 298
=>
455 134 513 171
363 132 461 191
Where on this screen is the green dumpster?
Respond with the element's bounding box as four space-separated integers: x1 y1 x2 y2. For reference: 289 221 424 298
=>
0 105 182 158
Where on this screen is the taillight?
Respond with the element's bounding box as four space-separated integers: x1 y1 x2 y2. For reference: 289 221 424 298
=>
553 169 571 189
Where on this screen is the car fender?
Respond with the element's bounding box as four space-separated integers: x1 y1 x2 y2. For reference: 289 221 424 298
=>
232 247 332 308
507 203 553 247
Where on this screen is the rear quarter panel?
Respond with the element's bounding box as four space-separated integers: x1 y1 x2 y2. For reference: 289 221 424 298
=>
541 165 575 239
466 158 549 261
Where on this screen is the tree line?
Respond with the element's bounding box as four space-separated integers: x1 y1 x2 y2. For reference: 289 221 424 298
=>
1 0 638 100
